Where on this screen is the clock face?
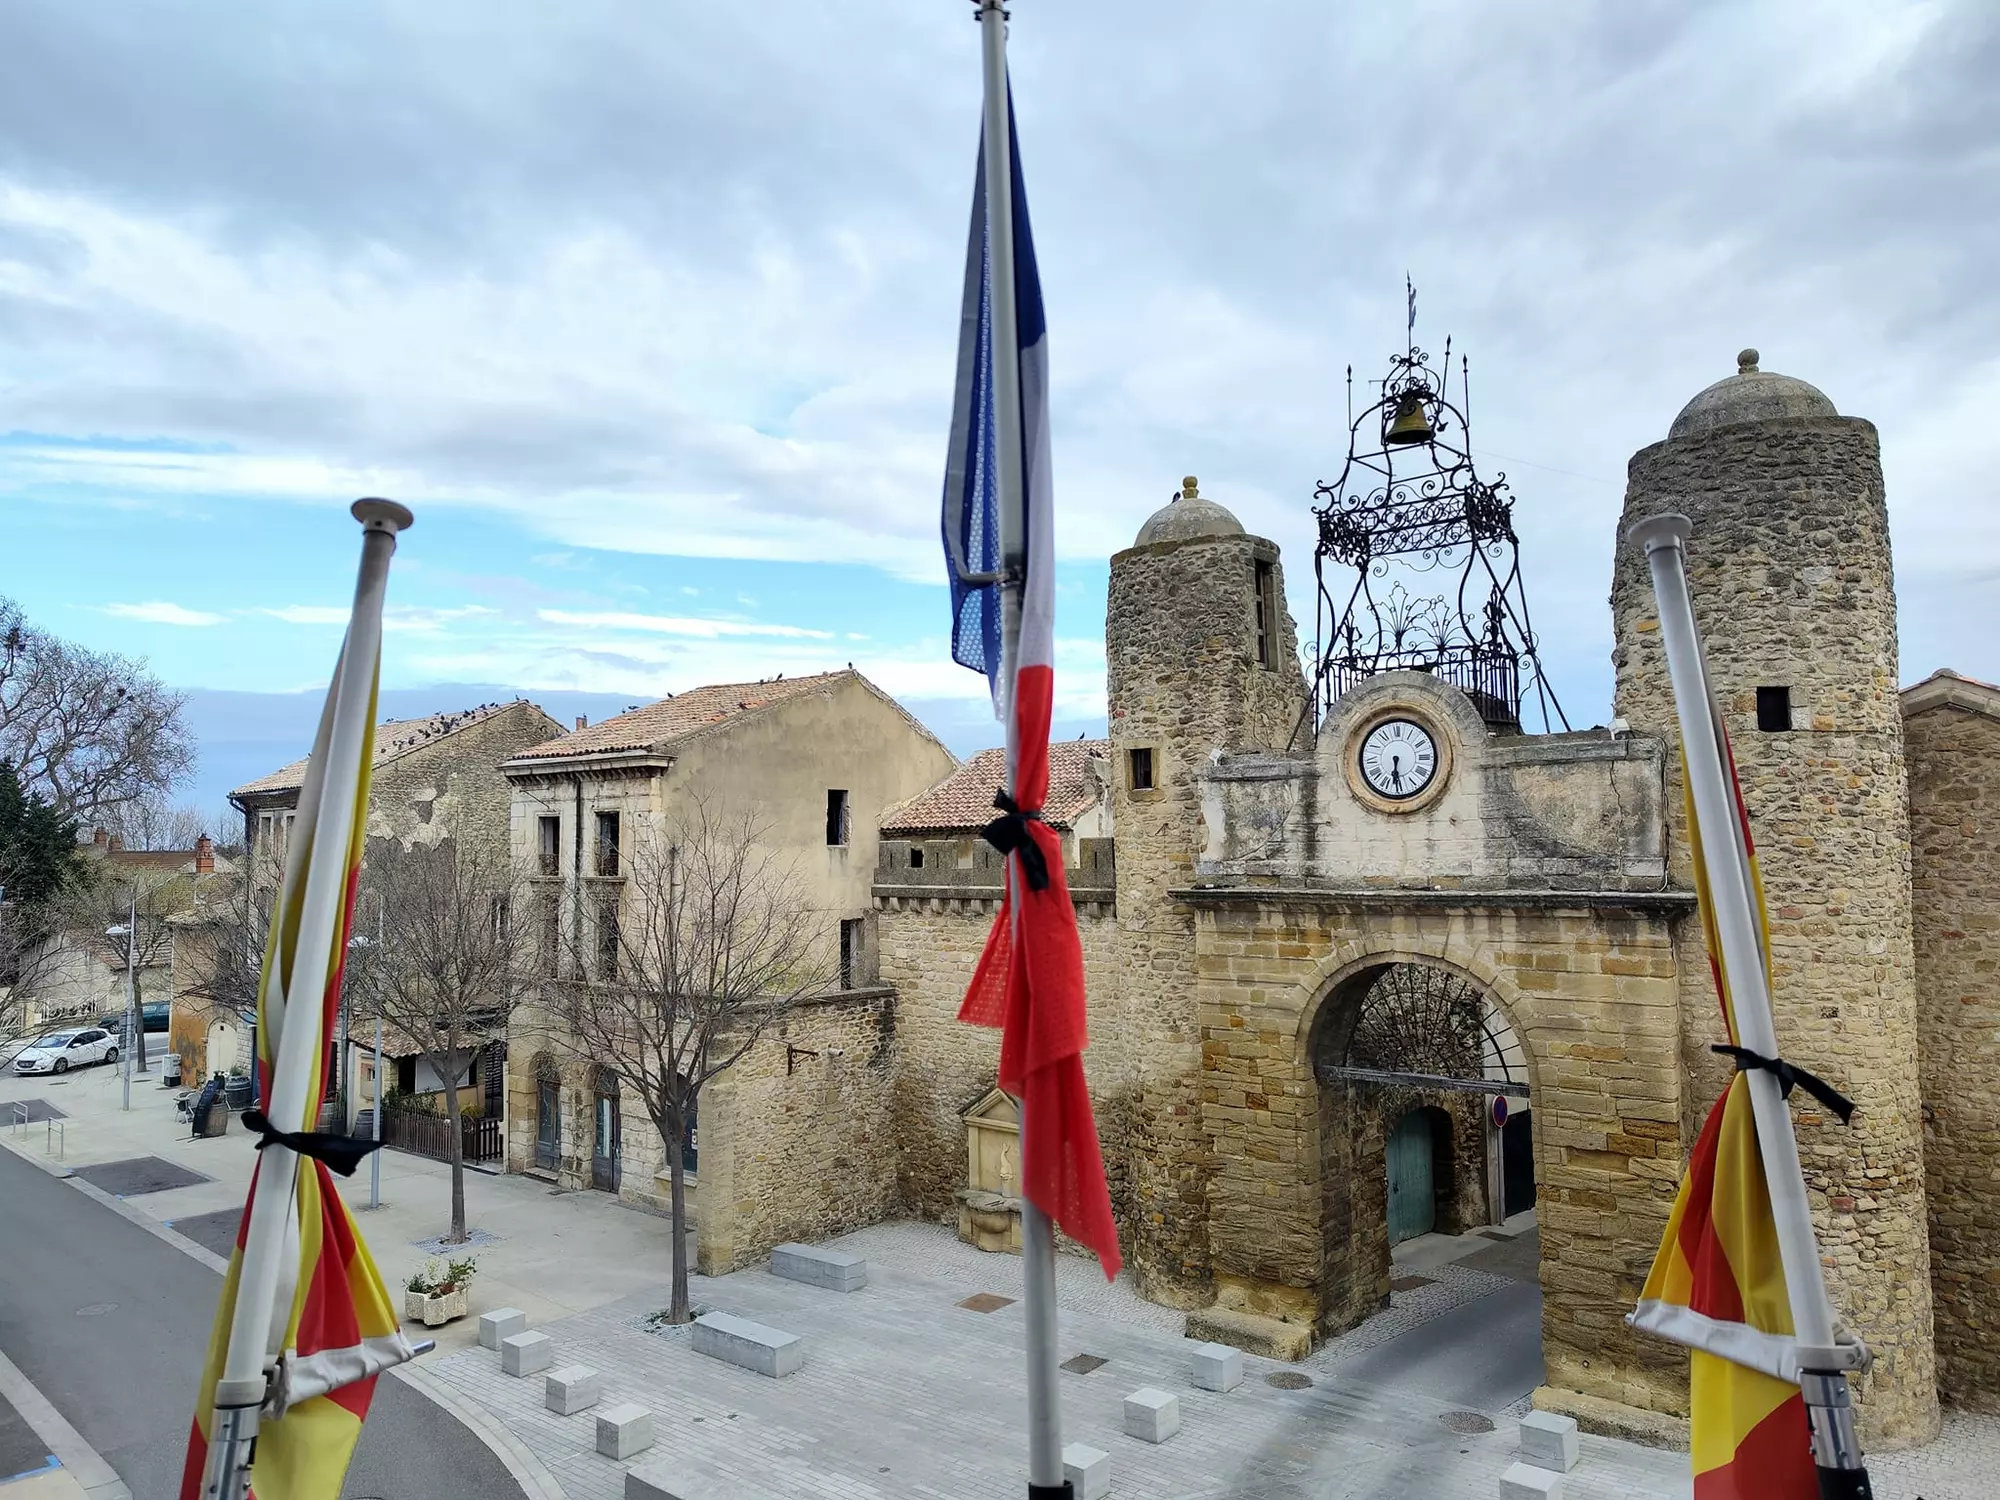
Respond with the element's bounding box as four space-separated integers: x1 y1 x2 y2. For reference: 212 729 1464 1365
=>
1358 718 1439 801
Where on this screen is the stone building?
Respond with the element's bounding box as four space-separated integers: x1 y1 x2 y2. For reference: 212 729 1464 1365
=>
840 356 1998 1448
498 668 958 1271
218 698 564 1100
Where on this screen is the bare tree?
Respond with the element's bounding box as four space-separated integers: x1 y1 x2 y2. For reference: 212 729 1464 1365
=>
100 794 210 852
347 839 524 1245
64 867 191 1073
1 597 196 822
173 846 276 1080
543 800 833 1323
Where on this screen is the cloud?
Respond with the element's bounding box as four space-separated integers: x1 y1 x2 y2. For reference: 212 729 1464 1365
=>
536 608 833 640
250 603 498 632
103 600 226 627
3 0 1998 708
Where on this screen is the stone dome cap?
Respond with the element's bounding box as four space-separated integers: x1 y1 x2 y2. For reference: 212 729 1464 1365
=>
1668 348 1837 440
1134 475 1245 547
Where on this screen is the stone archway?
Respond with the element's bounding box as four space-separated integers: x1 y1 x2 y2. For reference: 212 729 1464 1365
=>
1188 894 1692 1427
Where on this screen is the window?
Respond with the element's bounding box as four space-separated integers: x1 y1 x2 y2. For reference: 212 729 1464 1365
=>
1254 558 1276 667
537 815 560 877
595 810 620 877
909 846 925 870
595 893 621 980
1128 747 1155 792
489 894 511 945
826 789 850 847
1756 686 1793 733
840 918 864 990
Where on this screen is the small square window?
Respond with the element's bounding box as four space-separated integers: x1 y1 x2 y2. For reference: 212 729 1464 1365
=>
909 846 925 869
1128 747 1155 792
1756 686 1793 733
826 789 850 846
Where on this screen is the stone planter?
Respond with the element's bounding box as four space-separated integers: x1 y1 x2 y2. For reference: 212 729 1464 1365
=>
404 1288 469 1327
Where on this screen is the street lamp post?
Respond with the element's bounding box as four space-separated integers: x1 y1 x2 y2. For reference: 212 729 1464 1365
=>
348 915 385 1211
107 889 137 1112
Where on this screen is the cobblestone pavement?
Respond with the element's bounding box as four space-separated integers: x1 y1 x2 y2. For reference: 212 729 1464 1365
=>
425 1222 2000 1499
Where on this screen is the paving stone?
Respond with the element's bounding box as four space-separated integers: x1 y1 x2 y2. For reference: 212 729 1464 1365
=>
479 1306 528 1350
72 1155 209 1197
1518 1411 1579 1473
1189 1340 1242 1393
624 1458 730 1499
500 1330 553 1377
769 1243 867 1293
596 1402 654 1460
691 1310 802 1378
1498 1461 1564 1499
1062 1442 1110 1499
1123 1386 1180 1444
544 1364 600 1416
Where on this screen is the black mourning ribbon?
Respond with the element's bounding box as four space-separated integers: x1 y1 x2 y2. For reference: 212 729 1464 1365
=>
241 1109 384 1177
981 790 1051 892
1711 1045 1856 1126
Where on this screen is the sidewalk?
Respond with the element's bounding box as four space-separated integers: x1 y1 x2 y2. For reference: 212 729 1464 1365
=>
6 1061 1995 1498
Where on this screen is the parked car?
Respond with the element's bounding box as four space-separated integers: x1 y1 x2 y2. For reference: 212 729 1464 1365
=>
92 1003 171 1035
12 1027 118 1075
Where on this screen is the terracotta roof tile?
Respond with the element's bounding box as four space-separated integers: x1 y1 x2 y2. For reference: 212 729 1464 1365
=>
882 739 1110 835
505 670 858 763
230 701 535 799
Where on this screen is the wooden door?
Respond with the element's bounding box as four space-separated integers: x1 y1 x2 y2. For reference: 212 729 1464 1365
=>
1387 1110 1435 1244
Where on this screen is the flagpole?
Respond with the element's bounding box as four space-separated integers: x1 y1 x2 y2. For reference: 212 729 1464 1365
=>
1633 514 1872 1496
205 499 411 1500
975 3 1066 1494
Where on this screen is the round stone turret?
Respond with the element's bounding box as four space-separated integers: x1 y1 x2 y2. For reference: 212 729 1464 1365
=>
1611 352 1936 1444
1134 475 1245 548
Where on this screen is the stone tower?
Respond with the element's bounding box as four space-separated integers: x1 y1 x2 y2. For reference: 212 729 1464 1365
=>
1610 352 1937 1443
1104 477 1309 1306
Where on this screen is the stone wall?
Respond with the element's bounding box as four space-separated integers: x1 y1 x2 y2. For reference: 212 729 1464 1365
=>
1905 673 2000 1409
1106 522 1309 1305
1612 414 1937 1444
696 990 899 1273
873 883 1126 1234
369 701 562 866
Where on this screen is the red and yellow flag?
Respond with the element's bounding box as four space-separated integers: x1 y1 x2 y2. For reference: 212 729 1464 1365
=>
181 653 416 1500
1629 741 1816 1499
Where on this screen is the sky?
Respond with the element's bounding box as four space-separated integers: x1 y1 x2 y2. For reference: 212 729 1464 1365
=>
1 0 1995 817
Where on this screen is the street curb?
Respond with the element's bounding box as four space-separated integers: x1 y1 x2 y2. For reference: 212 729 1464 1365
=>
63 1175 232 1276
0 1346 133 1500
0 1133 74 1181
391 1363 569 1500
40 1159 567 1500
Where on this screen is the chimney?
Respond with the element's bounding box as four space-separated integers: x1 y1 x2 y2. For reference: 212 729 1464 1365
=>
107 834 124 853
574 715 589 731
195 834 215 874
93 827 111 848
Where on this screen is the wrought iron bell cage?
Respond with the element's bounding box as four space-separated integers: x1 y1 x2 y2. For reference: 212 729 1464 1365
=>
1308 308 1568 738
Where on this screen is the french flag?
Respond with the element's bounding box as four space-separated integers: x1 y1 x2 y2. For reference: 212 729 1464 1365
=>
941 88 1121 1281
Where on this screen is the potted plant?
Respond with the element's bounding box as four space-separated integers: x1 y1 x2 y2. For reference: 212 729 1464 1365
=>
403 1255 478 1327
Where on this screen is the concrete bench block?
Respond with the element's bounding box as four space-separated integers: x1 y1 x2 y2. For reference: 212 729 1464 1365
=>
478 1306 528 1350
1063 1442 1110 1499
597 1403 654 1460
1123 1386 1181 1444
500 1330 553 1377
1499 1461 1565 1500
769 1242 868 1292
544 1364 601 1416
1519 1411 1580 1473
1189 1340 1243 1393
692 1310 803 1378
626 1459 727 1499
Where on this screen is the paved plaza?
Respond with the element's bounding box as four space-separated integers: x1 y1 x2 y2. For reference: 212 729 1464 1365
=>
7 1062 1995 1499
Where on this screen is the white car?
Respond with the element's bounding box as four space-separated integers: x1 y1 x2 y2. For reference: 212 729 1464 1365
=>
12 1027 118 1075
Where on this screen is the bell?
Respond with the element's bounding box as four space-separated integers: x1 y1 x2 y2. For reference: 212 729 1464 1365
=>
1384 389 1434 446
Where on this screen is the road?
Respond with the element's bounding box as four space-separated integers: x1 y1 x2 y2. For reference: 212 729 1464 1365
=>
0 1147 525 1500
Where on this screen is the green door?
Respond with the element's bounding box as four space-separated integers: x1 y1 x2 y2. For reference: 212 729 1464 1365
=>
1387 1110 1435 1244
